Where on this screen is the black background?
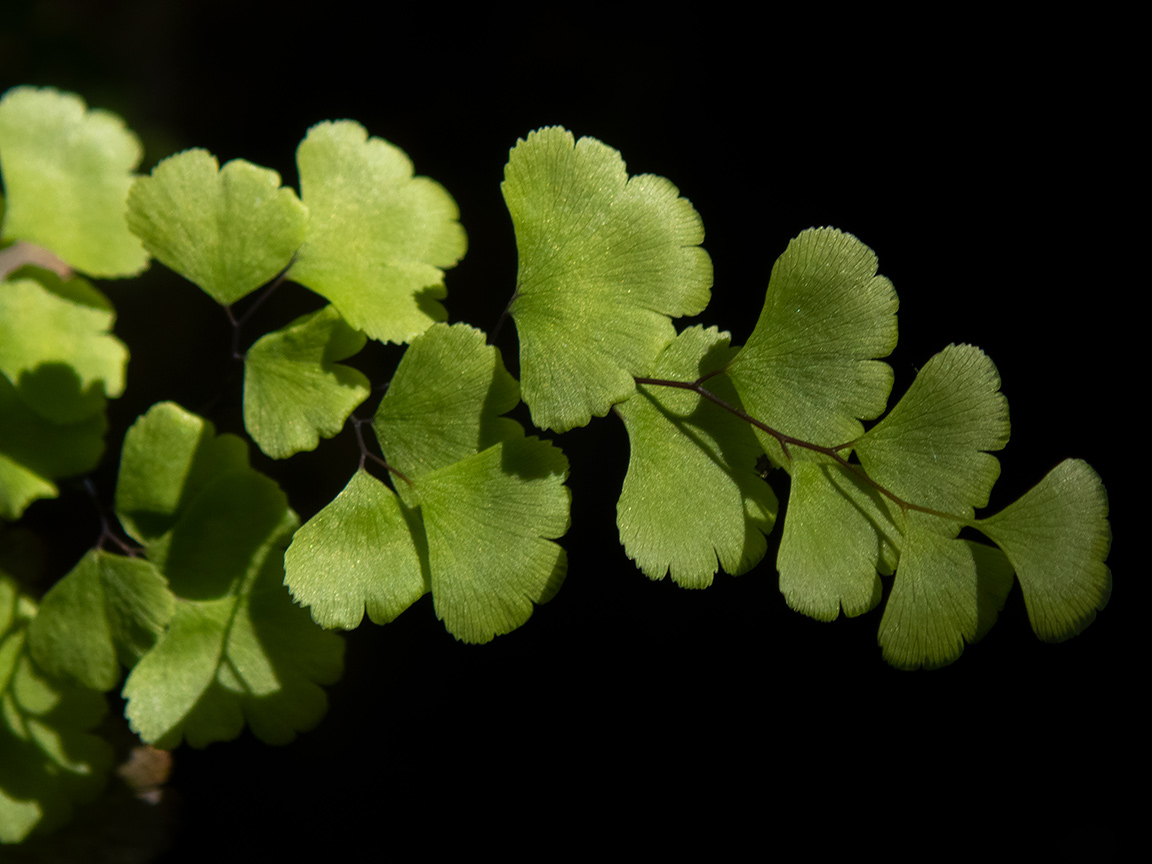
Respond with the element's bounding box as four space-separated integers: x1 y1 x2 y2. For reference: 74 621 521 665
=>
2 2 1131 860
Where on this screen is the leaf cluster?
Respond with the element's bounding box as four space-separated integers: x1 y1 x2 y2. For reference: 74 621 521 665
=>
0 87 1113 843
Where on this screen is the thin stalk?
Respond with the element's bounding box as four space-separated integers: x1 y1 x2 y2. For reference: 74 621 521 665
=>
633 375 970 525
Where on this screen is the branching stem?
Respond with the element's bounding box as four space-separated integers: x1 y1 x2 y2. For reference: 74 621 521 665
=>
351 416 412 487
634 375 968 525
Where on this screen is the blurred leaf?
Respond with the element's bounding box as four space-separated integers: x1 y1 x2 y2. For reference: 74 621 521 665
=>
0 86 147 276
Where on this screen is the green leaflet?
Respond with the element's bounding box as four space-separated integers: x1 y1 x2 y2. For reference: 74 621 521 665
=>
0 86 147 277
878 513 1014 669
0 267 128 424
372 322 521 488
289 120 467 343
284 470 427 630
122 550 343 748
419 437 569 644
244 305 370 459
0 375 106 521
114 401 249 546
286 322 571 644
977 459 1111 642
727 227 898 465
502 126 713 432
115 402 344 747
0 575 113 843
856 343 1009 524
27 550 174 691
126 148 307 305
777 460 900 621
616 326 777 587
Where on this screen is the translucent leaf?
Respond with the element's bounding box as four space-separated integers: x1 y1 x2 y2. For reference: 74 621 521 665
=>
615 326 778 587
0 86 147 276
284 470 427 629
857 343 1009 523
0 267 128 423
122 552 343 749
878 514 1014 669
419 438 569 644
114 401 249 545
502 126 713 432
373 322 521 487
126 148 307 304
0 375 106 521
157 469 297 601
244 305 370 459
120 445 343 747
0 575 112 843
27 550 174 691
977 459 1111 642
776 460 901 621
289 120 466 343
727 228 898 463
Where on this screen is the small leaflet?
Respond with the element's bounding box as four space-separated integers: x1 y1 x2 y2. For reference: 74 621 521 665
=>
776 460 899 621
126 148 307 305
977 459 1111 642
615 326 777 587
0 267 127 424
727 227 898 464
115 403 344 748
419 437 569 644
27 550 174 691
0 375 106 520
372 322 521 487
244 305 370 459
0 86 147 276
502 126 713 432
284 470 427 630
286 322 572 644
856 343 1009 522
0 575 113 843
877 513 1014 669
290 120 466 343
114 402 250 553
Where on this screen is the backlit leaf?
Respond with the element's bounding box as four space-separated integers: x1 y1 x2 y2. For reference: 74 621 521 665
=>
776 460 900 621
977 459 1111 642
284 470 427 630
244 305 369 459
727 227 897 464
878 514 1014 669
290 120 466 343
0 267 127 423
616 326 777 587
0 86 146 276
857 343 1009 523
373 322 521 488
419 437 569 644
126 148 306 305
503 126 712 432
27 550 174 691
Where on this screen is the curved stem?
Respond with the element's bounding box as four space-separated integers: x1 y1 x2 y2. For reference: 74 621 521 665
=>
633 375 970 525
351 416 412 487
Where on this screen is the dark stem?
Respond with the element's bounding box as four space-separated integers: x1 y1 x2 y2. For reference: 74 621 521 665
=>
224 253 299 359
84 478 142 557
351 416 412 487
633 375 968 524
